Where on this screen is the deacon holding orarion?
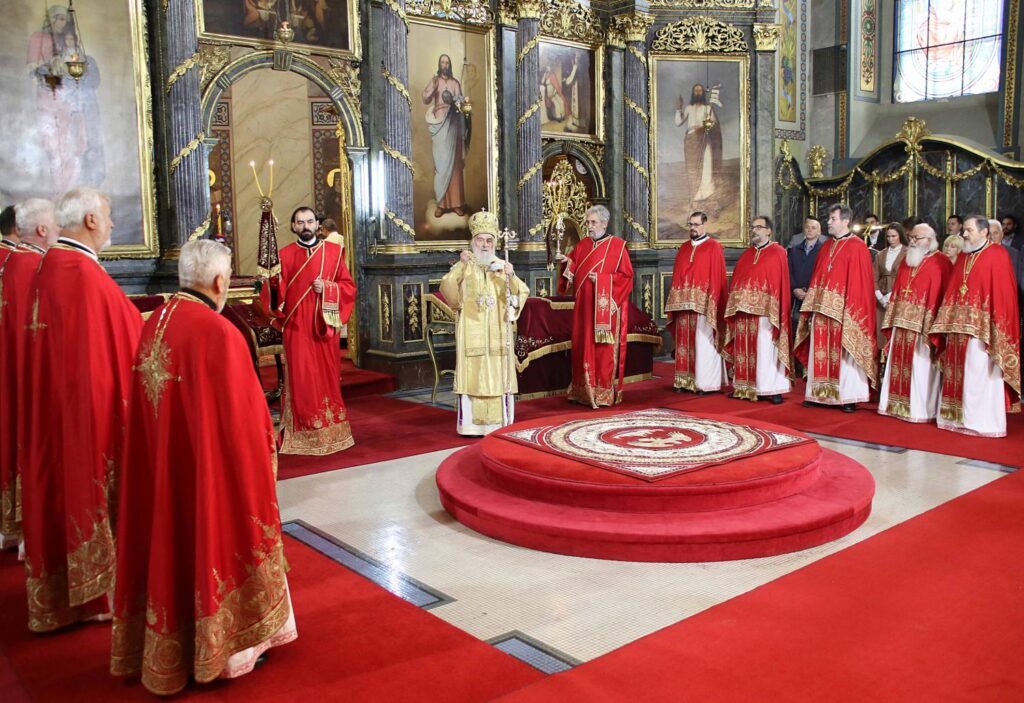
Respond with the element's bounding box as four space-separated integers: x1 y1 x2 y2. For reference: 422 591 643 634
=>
877 224 952 422
930 215 1020 437
666 211 728 394
20 187 143 632
558 205 634 407
277 206 356 454
0 199 60 553
794 204 877 412
112 240 296 696
440 211 530 435
723 215 792 403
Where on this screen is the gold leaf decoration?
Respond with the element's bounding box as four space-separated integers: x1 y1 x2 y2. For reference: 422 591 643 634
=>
651 16 748 54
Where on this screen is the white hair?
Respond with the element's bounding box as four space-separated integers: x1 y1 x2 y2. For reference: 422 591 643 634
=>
15 198 56 234
178 239 232 288
586 205 610 224
989 219 1003 236
55 187 108 229
911 223 939 252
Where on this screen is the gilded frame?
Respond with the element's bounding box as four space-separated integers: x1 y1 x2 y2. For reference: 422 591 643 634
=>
649 53 750 248
407 14 499 252
538 37 605 144
195 0 361 60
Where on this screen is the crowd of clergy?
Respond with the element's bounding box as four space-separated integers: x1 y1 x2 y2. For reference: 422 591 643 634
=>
0 187 1019 696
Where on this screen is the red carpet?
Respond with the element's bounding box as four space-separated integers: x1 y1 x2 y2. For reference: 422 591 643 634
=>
260 356 396 399
499 469 1024 702
0 537 543 702
277 395 474 480
437 411 874 562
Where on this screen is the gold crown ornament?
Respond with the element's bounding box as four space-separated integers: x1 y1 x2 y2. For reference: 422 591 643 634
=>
468 209 499 237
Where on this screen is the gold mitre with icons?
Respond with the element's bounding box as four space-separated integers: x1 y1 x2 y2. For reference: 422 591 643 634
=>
468 209 500 238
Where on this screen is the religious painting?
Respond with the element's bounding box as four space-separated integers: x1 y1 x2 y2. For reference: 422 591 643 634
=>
198 0 358 58
650 54 749 248
776 0 806 139
408 16 497 249
0 0 156 257
538 39 602 142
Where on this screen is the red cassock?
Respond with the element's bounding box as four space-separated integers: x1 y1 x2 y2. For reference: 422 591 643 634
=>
0 245 45 544
723 242 792 395
277 240 356 454
112 292 295 696
793 235 878 395
932 242 1021 415
879 251 952 418
20 242 143 632
564 235 634 407
665 236 728 389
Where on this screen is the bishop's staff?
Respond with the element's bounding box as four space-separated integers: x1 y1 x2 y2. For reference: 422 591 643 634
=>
496 225 518 396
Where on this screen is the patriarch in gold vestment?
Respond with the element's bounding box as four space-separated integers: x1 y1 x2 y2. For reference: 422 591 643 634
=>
440 211 529 435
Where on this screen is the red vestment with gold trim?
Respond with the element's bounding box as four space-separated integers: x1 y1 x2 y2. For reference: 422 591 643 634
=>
724 242 792 398
20 243 142 632
931 242 1021 423
794 234 878 399
112 293 294 696
0 240 15 269
565 235 634 407
879 252 952 420
276 241 356 455
666 236 728 391
0 246 44 545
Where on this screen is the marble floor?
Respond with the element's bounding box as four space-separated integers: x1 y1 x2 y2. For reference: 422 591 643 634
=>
276 420 1011 669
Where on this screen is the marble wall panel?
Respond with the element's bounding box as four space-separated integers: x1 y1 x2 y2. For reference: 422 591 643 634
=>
231 69 314 274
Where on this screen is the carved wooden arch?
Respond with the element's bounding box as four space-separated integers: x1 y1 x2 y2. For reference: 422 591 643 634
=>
200 51 364 148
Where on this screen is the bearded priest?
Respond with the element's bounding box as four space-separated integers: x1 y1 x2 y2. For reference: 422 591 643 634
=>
439 211 530 435
665 211 728 394
723 215 792 403
794 203 877 413
276 206 356 455
877 223 952 423
557 205 634 408
112 240 296 696
931 215 1020 437
0 199 60 553
20 187 143 632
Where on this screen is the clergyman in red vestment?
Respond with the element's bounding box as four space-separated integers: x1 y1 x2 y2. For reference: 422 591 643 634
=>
20 188 143 632
931 215 1020 437
666 211 728 393
277 206 356 454
559 205 634 407
0 199 59 552
877 224 952 423
112 240 296 696
723 215 792 403
794 203 877 412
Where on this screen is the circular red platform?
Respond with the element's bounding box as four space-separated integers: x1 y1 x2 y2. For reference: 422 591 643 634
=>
436 410 875 562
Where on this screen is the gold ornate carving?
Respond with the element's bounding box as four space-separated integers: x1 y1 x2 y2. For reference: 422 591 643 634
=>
1003 0 1019 147
380 65 411 109
624 96 649 125
517 35 541 65
197 44 231 92
807 145 828 178
624 154 650 182
896 116 929 147
612 12 654 45
407 0 494 24
543 159 589 231
779 139 792 163
515 0 544 20
497 0 517 26
627 45 648 68
752 23 780 52
382 142 417 177
577 140 605 165
642 278 653 317
187 216 211 242
650 0 756 7
519 160 544 190
166 52 201 93
383 0 410 29
539 0 603 45
651 17 748 54
624 211 648 239
169 132 206 176
518 98 544 130
379 284 393 342
327 58 363 114
405 289 422 338
385 210 417 238
838 91 848 157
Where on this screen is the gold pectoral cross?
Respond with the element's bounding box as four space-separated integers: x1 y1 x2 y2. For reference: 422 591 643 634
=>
26 295 47 336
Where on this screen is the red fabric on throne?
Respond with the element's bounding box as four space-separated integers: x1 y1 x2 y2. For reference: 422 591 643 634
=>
564 235 634 407
277 241 356 455
20 244 142 632
112 293 294 696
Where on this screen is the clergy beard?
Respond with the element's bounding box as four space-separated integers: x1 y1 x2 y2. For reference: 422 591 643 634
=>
298 228 316 244
473 248 495 266
590 230 607 241
905 244 927 268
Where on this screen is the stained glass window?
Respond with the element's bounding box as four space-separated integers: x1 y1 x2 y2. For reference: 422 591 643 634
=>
893 0 1003 103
